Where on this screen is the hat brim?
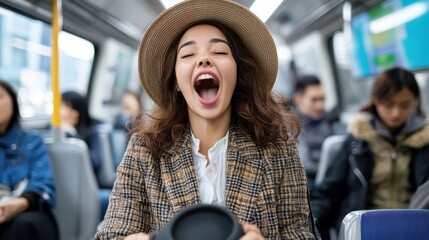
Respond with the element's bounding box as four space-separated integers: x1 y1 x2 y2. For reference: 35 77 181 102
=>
138 0 278 105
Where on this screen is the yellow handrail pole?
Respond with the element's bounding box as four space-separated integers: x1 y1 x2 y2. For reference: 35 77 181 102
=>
51 0 62 141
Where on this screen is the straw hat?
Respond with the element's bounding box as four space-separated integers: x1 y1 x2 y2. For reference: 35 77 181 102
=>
138 0 278 105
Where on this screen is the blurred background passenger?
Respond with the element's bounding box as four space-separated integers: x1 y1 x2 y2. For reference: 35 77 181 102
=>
61 90 107 173
311 67 429 239
0 80 58 240
60 90 111 221
113 90 142 132
293 75 333 192
112 90 142 167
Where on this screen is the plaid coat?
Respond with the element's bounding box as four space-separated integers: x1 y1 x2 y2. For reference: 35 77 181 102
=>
95 125 315 239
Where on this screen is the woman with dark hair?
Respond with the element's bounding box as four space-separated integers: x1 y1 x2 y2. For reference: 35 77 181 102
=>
61 91 93 138
61 90 113 221
0 80 58 240
61 90 105 173
312 67 429 238
96 1 317 239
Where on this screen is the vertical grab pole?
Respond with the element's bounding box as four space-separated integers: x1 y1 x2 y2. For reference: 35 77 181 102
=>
51 0 62 141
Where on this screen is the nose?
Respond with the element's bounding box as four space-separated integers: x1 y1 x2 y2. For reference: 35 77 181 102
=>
198 57 212 67
315 99 324 110
391 106 401 117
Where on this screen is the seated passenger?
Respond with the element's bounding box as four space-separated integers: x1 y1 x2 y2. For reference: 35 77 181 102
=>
113 90 142 133
60 91 112 221
293 75 334 192
311 67 429 239
0 80 58 240
61 90 110 173
113 90 142 166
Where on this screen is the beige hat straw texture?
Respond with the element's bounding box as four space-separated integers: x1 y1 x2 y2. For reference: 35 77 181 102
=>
138 0 278 105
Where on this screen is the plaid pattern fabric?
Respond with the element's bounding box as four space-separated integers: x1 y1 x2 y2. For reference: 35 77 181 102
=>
95 125 315 239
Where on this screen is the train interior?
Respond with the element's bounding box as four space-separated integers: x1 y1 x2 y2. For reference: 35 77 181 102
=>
1 0 429 239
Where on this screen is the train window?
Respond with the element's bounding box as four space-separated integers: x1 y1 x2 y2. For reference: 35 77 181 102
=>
0 7 95 119
331 31 429 119
98 39 138 105
88 39 145 122
330 31 374 117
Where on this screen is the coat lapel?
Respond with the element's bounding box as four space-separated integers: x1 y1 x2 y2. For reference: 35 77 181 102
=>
159 128 201 214
226 126 263 223
158 125 263 221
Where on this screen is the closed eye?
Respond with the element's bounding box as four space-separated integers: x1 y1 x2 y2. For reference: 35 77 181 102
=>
181 53 194 59
214 52 227 55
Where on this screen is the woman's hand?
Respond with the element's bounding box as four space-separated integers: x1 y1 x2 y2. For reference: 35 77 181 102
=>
239 224 265 240
124 233 150 240
0 197 29 223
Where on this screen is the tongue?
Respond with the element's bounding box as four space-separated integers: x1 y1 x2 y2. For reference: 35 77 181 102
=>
199 88 218 101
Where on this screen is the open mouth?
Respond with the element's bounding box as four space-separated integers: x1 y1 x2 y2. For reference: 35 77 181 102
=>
194 73 219 102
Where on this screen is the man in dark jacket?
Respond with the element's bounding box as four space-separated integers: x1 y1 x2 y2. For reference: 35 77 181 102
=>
293 76 335 193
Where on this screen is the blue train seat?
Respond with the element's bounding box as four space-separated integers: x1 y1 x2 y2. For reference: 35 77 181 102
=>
338 209 429 240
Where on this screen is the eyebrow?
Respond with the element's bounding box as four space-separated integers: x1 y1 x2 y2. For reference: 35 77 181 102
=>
177 38 229 52
210 38 229 46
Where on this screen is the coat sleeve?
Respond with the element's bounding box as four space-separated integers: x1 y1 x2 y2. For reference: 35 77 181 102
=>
95 135 151 240
24 134 56 208
278 143 316 239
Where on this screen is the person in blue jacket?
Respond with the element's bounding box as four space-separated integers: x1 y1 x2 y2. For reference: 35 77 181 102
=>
0 80 58 240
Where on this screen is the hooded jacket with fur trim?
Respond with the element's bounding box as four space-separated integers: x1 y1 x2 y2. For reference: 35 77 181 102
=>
311 112 429 231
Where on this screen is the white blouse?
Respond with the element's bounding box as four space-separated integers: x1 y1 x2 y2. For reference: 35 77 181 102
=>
191 131 229 206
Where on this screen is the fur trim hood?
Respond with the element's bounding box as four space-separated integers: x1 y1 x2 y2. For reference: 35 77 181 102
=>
348 112 429 148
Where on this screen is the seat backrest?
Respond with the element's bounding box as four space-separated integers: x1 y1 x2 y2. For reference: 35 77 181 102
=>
96 131 117 188
111 129 127 167
338 209 429 240
315 135 347 185
45 137 100 240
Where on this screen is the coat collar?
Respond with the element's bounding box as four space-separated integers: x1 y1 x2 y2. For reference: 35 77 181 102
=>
159 123 263 222
159 126 200 213
348 112 429 148
225 124 264 222
0 124 22 148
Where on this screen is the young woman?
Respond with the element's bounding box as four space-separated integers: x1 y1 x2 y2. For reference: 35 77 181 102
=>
96 1 317 239
312 67 429 238
0 80 58 240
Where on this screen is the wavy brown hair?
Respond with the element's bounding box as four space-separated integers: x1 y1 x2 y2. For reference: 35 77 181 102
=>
133 20 301 156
